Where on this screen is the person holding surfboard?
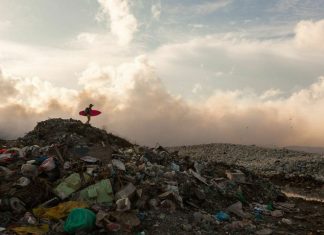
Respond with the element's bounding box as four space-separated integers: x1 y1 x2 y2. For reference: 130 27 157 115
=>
84 104 94 124
79 104 102 124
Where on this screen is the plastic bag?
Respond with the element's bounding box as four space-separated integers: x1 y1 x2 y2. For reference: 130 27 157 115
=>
64 208 96 233
33 201 88 220
21 164 38 178
39 157 55 172
11 224 49 235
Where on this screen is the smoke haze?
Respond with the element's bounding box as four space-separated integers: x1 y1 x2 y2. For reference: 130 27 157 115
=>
1 54 324 147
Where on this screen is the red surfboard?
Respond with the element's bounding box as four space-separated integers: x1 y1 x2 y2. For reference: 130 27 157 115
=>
79 110 101 116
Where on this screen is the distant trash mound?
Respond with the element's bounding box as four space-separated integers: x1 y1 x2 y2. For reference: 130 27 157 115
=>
18 118 132 148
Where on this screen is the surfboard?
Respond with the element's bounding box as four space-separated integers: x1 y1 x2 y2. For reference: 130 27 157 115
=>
79 110 101 116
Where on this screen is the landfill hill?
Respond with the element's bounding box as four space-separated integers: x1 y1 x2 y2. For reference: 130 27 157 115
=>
168 143 324 203
18 118 132 148
0 118 324 234
168 143 324 183
285 145 324 154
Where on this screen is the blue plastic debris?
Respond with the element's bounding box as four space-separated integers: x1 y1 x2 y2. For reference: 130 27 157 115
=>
215 211 230 221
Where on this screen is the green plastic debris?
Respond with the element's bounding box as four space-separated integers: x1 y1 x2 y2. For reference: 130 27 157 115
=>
235 191 246 204
79 179 114 205
64 208 96 233
54 173 91 199
266 202 274 211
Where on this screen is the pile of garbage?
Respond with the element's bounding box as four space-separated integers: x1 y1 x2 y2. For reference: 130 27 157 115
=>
169 143 324 182
0 119 305 235
18 118 132 148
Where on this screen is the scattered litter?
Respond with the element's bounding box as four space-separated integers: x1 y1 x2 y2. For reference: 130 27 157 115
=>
115 183 136 200
271 209 284 217
64 208 96 233
227 201 251 219
256 228 273 235
78 179 114 204
0 166 15 179
21 212 37 225
281 218 293 225
11 224 49 235
112 159 126 171
170 162 180 172
80 156 99 163
189 169 208 185
39 157 56 172
0 118 321 234
215 211 230 221
15 177 31 187
33 201 88 220
21 164 38 178
54 173 91 199
226 170 246 183
116 197 131 212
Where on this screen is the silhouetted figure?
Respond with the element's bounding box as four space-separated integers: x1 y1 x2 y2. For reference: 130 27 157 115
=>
84 104 94 124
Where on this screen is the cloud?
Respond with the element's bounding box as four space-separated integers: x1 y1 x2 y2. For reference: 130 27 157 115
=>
1 19 324 147
294 19 324 51
2 55 324 147
151 3 161 20
0 71 77 139
194 0 231 15
0 39 87 87
189 24 207 29
0 71 76 111
76 33 97 44
273 0 300 12
260 89 282 100
169 0 231 16
0 33 140 88
272 0 324 19
150 20 324 95
0 20 11 33
192 83 202 94
97 0 138 46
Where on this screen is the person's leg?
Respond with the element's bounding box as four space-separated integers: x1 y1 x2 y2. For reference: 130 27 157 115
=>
86 115 90 124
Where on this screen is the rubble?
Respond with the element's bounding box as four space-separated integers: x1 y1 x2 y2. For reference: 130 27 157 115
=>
256 228 273 235
227 201 251 219
0 118 323 234
168 143 324 182
270 209 284 217
281 218 293 225
54 173 91 200
226 169 246 183
115 182 137 200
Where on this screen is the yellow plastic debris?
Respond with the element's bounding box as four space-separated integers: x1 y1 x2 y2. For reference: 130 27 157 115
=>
33 201 88 220
11 224 49 235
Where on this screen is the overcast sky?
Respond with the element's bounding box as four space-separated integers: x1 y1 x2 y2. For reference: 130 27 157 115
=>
0 0 324 147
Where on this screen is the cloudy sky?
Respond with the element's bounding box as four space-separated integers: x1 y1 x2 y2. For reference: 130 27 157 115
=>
0 0 324 147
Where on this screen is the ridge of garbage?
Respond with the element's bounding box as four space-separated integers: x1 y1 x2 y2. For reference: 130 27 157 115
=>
0 118 323 234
